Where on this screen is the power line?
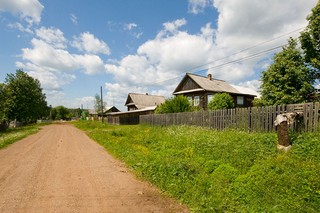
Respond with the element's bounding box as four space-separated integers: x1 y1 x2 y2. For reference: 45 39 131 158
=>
152 44 285 85
151 26 306 85
185 26 306 73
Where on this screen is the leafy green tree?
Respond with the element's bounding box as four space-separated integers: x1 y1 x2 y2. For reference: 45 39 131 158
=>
207 93 235 110
4 70 48 122
156 95 192 114
94 94 107 115
69 108 82 118
50 106 71 120
0 83 6 121
259 38 315 106
299 1 320 80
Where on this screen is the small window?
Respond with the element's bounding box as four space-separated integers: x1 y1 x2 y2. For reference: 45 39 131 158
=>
207 94 213 104
188 96 192 105
194 96 200 106
237 96 244 105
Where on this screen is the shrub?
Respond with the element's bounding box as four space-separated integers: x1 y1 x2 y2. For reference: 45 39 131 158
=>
208 93 235 110
156 95 192 114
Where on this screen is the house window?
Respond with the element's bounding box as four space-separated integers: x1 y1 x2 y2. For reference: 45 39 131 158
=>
237 96 244 105
188 96 192 105
207 94 214 104
194 96 200 106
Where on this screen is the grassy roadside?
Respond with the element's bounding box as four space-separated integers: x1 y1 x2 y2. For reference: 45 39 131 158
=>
74 121 320 212
0 123 49 149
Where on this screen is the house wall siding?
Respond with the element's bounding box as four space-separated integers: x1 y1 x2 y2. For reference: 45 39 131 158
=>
179 92 254 110
180 78 200 91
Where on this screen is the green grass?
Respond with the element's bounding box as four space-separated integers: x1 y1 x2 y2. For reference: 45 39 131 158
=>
0 123 49 149
74 121 320 212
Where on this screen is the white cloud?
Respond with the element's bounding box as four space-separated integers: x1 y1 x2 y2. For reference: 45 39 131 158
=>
26 69 76 91
21 38 78 72
124 22 143 39
237 80 261 92
36 27 67 49
104 1 317 107
75 96 95 109
188 0 212 14
159 18 187 37
16 27 109 101
213 0 316 50
72 32 111 55
7 22 33 34
124 23 137 30
74 54 106 75
21 34 106 75
104 19 217 107
0 0 43 25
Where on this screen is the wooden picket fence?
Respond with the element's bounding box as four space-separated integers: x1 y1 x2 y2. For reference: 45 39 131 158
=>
140 102 319 132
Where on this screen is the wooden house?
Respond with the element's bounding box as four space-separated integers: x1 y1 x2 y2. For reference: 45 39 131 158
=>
105 106 120 113
173 73 258 110
107 93 165 125
125 93 165 111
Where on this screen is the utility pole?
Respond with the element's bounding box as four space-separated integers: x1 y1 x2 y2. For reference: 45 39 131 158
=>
100 86 104 123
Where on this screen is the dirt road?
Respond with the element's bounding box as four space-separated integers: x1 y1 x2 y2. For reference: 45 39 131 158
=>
0 124 188 213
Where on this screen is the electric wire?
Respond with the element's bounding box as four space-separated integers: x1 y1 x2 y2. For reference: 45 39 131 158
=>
151 26 306 85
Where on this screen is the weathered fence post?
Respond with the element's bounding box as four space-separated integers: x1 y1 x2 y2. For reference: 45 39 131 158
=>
275 114 290 149
274 112 303 151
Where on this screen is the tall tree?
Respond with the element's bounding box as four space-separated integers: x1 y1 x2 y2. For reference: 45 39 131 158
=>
299 1 320 80
50 106 70 120
4 70 48 122
0 83 6 121
94 94 106 115
259 38 315 106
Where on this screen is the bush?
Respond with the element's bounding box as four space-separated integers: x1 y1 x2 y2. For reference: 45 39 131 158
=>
156 95 192 114
208 93 235 110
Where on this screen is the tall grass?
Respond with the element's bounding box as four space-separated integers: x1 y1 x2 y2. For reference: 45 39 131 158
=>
74 121 320 212
0 124 47 149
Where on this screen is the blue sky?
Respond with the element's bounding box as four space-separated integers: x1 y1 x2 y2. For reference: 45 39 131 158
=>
0 0 318 111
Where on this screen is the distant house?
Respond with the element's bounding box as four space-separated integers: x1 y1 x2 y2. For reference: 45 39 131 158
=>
125 93 165 111
88 109 98 117
105 106 120 113
88 106 120 120
106 106 157 125
173 73 258 110
107 93 165 125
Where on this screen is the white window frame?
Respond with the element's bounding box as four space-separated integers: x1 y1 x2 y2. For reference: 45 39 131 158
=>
194 96 200 106
207 94 214 104
237 96 244 105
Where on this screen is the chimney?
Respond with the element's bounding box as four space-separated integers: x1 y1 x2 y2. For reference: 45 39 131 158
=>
207 74 212 80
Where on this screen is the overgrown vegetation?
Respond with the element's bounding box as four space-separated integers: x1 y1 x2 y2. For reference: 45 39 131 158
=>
156 95 192 114
207 93 235 110
74 121 320 212
0 124 47 149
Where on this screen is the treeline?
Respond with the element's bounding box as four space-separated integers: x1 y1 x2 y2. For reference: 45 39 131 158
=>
49 106 88 120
